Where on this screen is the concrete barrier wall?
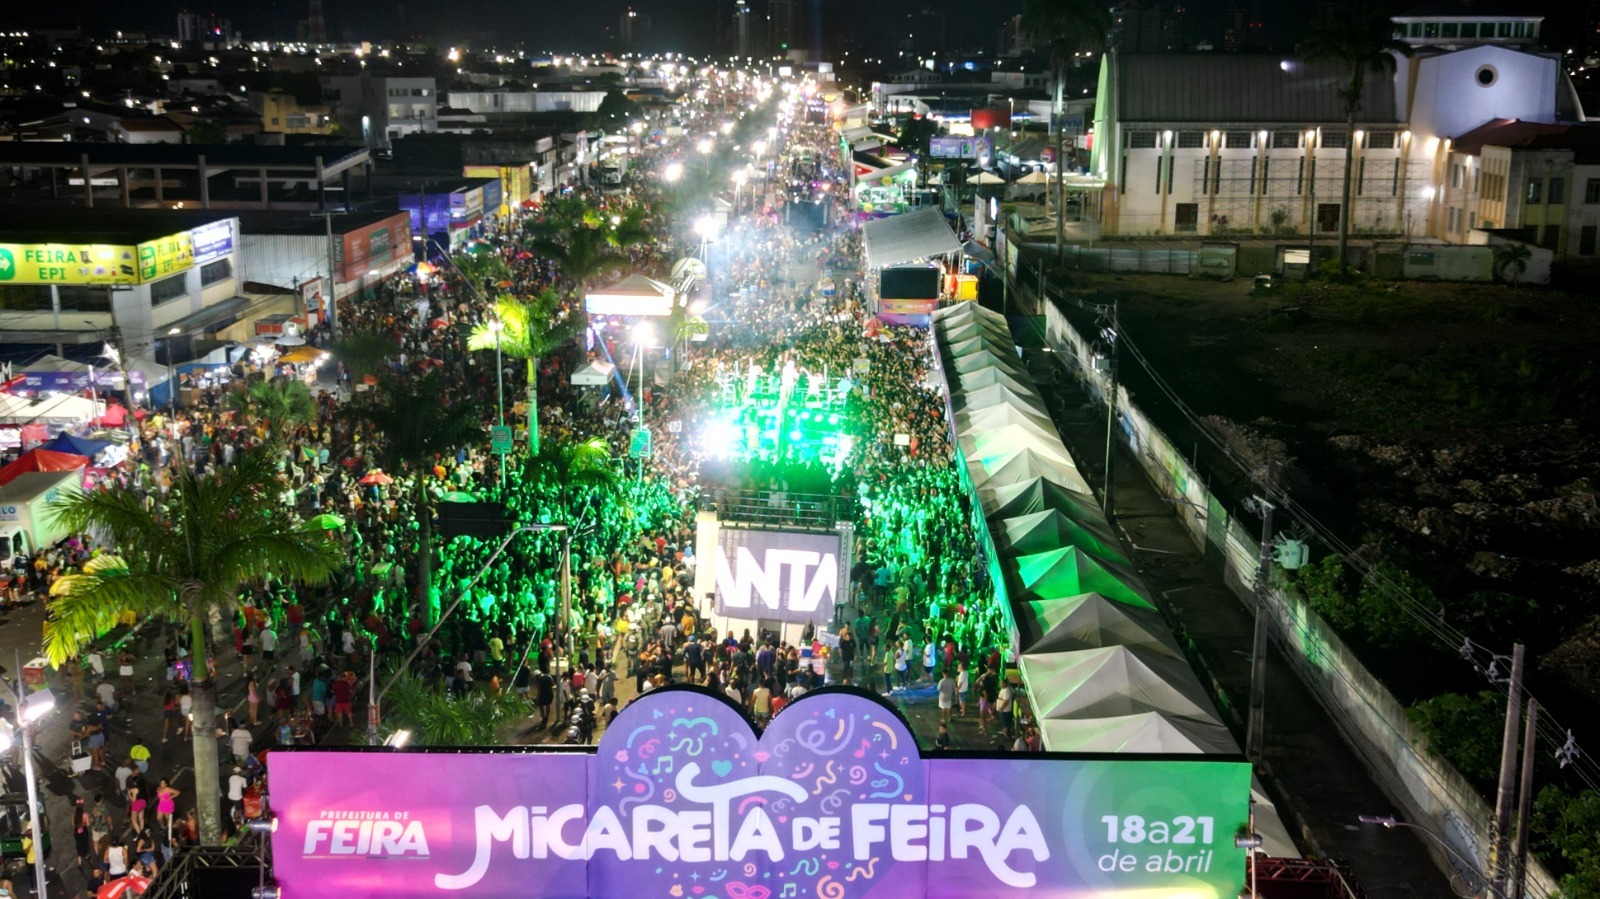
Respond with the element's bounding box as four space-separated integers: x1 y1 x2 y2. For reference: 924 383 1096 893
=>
1042 295 1559 897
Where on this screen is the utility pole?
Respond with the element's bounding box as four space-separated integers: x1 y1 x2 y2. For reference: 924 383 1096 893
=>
1244 460 1278 764
1490 643 1526 899
1512 698 1538 899
1101 301 1120 519
324 209 342 337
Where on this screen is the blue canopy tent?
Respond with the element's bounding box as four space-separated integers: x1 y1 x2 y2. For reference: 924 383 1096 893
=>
42 433 114 457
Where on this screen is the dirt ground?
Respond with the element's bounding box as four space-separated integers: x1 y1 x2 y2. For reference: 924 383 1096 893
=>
1050 270 1600 707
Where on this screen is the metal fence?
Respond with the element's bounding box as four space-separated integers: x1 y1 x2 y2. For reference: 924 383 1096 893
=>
699 489 856 528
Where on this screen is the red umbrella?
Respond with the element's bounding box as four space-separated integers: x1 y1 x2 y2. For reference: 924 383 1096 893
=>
496 280 514 289
429 318 449 330
99 873 152 899
358 471 393 486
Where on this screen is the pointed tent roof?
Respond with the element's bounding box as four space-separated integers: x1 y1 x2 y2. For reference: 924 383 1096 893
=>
1013 545 1152 609
968 447 1091 493
1020 593 1182 657
951 348 1027 376
951 383 1049 416
41 432 113 457
960 426 1078 473
1039 712 1238 754
954 407 1059 442
945 334 1012 360
937 302 1011 332
953 365 1036 394
979 475 1104 521
1021 645 1221 722
996 508 1126 563
0 448 89 487
939 317 1012 345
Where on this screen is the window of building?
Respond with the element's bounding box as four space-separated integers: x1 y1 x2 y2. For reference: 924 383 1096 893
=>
1541 224 1561 250
1423 22 1439 37
286 114 309 128
1497 22 1512 37
149 274 187 306
1476 65 1498 87
1548 177 1566 204
1272 130 1300 149
200 258 232 286
1526 178 1543 204
1175 203 1199 232
1226 131 1254 149
1446 207 1459 232
1460 22 1478 37
1586 178 1600 203
1581 225 1596 256
0 285 111 313
1320 130 1349 149
1366 130 1396 149
1126 130 1157 149
1407 23 1422 37
1442 22 1459 37
1176 131 1205 149
1451 163 1462 188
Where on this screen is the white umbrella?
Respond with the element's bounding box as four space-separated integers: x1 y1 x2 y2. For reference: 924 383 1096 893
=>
275 334 307 347
1015 170 1051 184
971 171 1006 185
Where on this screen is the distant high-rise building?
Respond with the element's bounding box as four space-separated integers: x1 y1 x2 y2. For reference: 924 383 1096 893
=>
177 11 238 46
1112 2 1186 52
768 0 800 56
620 7 651 49
733 0 757 56
1222 0 1261 52
298 0 328 44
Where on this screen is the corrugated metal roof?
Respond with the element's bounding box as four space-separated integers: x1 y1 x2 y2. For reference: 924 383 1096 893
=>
1116 54 1401 124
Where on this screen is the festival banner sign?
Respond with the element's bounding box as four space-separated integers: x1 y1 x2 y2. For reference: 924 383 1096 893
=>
271 687 1250 899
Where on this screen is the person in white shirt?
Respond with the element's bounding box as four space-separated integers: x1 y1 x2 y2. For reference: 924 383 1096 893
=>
259 627 278 662
229 724 252 762
226 766 250 835
96 680 117 711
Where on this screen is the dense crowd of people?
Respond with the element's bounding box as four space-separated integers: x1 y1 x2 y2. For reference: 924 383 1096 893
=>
0 93 1043 899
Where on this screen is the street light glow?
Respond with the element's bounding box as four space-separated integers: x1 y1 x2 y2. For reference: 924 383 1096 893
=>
633 322 657 347
694 215 720 240
663 161 684 182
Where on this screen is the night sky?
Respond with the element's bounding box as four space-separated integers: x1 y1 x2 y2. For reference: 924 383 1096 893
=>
10 0 1580 58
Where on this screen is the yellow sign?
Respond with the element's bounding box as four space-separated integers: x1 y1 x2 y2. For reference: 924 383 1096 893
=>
136 232 195 283
0 243 140 285
0 231 195 286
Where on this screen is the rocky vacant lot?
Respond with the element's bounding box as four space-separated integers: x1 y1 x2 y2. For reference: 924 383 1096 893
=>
1058 271 1600 704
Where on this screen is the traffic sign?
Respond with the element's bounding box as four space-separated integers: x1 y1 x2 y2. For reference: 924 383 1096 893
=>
490 425 513 454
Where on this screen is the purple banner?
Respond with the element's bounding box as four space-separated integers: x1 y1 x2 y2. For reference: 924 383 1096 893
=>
270 688 1251 899
10 370 142 392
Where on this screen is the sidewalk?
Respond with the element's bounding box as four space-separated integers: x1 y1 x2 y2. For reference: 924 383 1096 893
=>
1033 352 1455 897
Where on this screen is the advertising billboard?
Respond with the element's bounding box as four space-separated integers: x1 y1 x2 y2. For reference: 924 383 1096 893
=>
190 219 235 263
136 232 195 283
270 687 1251 899
0 243 140 286
335 214 411 282
710 527 841 624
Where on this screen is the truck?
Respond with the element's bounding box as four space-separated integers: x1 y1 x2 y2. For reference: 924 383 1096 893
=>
0 469 81 567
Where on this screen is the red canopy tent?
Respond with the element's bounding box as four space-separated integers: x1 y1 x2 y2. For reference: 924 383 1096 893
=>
0 447 89 487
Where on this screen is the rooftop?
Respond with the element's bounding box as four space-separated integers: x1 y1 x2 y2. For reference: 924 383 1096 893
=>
0 141 369 176
1451 118 1600 163
234 209 408 237
1112 53 1400 125
0 208 234 245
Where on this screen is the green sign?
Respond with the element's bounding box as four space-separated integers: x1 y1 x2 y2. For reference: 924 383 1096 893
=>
628 426 652 459
489 425 513 454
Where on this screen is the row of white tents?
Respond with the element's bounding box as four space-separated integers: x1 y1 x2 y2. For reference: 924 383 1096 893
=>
931 301 1238 755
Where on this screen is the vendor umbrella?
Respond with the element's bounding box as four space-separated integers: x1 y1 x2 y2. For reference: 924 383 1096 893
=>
414 260 438 276
99 874 152 899
358 471 393 486
496 280 514 289
308 513 346 530
429 318 449 330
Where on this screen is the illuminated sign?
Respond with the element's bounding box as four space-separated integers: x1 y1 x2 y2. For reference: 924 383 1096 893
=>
190 220 234 263
270 688 1251 899
0 243 139 285
137 232 194 282
712 528 840 623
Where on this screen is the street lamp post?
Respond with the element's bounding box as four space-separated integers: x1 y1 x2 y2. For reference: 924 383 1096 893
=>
0 652 56 899
489 317 505 489
1358 815 1502 898
164 326 182 415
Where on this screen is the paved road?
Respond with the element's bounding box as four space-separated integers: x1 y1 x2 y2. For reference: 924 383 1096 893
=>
0 598 270 898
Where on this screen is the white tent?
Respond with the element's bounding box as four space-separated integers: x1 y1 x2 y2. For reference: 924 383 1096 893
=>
953 365 1036 395
967 447 1090 493
960 423 1075 468
1020 645 1222 722
1040 713 1238 755
954 407 1059 442
945 334 1014 361
995 509 1125 563
1015 170 1051 185
951 383 1050 416
571 360 617 387
978 475 1103 522
584 273 676 317
971 171 1006 185
1020 593 1183 658
1012 545 1152 608
862 207 962 270
938 318 1012 346
0 392 105 426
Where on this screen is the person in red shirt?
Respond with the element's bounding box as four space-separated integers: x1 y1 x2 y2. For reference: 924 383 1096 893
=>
330 671 355 727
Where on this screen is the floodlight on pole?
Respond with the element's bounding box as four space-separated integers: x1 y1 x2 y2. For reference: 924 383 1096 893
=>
663 161 684 183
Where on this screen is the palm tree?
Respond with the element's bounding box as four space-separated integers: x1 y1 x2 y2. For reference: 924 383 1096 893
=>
1304 4 1413 274
1019 0 1111 260
1493 241 1532 288
451 247 512 297
356 371 486 625
45 451 342 843
374 671 532 746
530 225 628 307
225 378 315 442
516 436 624 532
465 288 581 453
329 329 398 381
605 205 655 251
